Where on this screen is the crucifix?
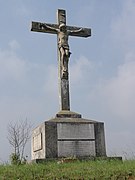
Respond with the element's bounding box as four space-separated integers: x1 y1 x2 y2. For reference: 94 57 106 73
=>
31 9 91 111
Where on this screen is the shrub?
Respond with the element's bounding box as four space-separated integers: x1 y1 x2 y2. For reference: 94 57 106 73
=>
10 153 21 165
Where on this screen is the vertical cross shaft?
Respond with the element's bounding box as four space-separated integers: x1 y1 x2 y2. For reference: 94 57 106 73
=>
57 9 70 111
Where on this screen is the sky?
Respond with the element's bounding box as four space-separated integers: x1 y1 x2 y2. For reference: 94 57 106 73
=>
0 0 135 162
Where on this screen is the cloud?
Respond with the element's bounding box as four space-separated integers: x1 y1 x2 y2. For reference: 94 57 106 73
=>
8 40 20 50
111 0 135 47
88 53 135 122
0 46 26 81
15 1 31 17
70 56 93 85
104 0 135 121
43 64 58 95
103 57 135 120
0 40 44 83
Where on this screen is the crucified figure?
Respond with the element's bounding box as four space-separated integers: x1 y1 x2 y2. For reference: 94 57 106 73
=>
40 23 82 79
31 9 91 111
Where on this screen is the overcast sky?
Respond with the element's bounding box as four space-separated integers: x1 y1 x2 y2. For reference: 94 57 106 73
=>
0 0 135 162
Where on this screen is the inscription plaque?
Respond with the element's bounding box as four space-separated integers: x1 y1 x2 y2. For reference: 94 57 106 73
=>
57 123 95 139
33 133 42 152
58 141 95 157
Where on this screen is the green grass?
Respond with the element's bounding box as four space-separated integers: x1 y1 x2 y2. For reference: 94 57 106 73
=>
0 159 135 179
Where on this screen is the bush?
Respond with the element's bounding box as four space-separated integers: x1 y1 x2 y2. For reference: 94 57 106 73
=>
10 153 21 165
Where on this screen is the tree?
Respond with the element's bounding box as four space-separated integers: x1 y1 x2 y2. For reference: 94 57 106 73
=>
7 119 31 164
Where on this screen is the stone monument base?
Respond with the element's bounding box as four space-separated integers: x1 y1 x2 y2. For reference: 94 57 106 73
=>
31 111 106 160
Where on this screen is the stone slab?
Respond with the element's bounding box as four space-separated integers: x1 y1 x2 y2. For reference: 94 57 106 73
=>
56 110 82 118
45 122 57 158
94 123 106 156
57 123 95 139
31 123 45 160
58 141 95 157
33 133 42 152
31 156 122 164
48 117 97 123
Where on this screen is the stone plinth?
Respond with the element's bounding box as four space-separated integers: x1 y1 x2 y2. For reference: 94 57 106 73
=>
31 111 106 160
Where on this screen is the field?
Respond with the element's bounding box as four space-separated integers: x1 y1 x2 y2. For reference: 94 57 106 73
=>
0 159 135 179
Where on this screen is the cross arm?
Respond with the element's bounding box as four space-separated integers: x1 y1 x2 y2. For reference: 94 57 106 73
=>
67 26 91 38
31 21 59 34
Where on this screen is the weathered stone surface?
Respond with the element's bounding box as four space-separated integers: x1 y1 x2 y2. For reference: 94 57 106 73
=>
45 122 57 158
57 122 96 157
56 110 82 118
57 123 95 139
31 123 45 160
31 118 106 160
94 122 106 156
33 133 42 152
58 141 95 157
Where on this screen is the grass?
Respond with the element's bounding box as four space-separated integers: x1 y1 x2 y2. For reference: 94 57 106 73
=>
0 159 135 179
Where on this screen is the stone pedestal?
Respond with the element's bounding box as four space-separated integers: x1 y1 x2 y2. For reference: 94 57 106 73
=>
31 111 106 160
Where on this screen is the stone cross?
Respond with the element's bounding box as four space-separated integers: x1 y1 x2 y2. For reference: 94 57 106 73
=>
31 9 91 111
